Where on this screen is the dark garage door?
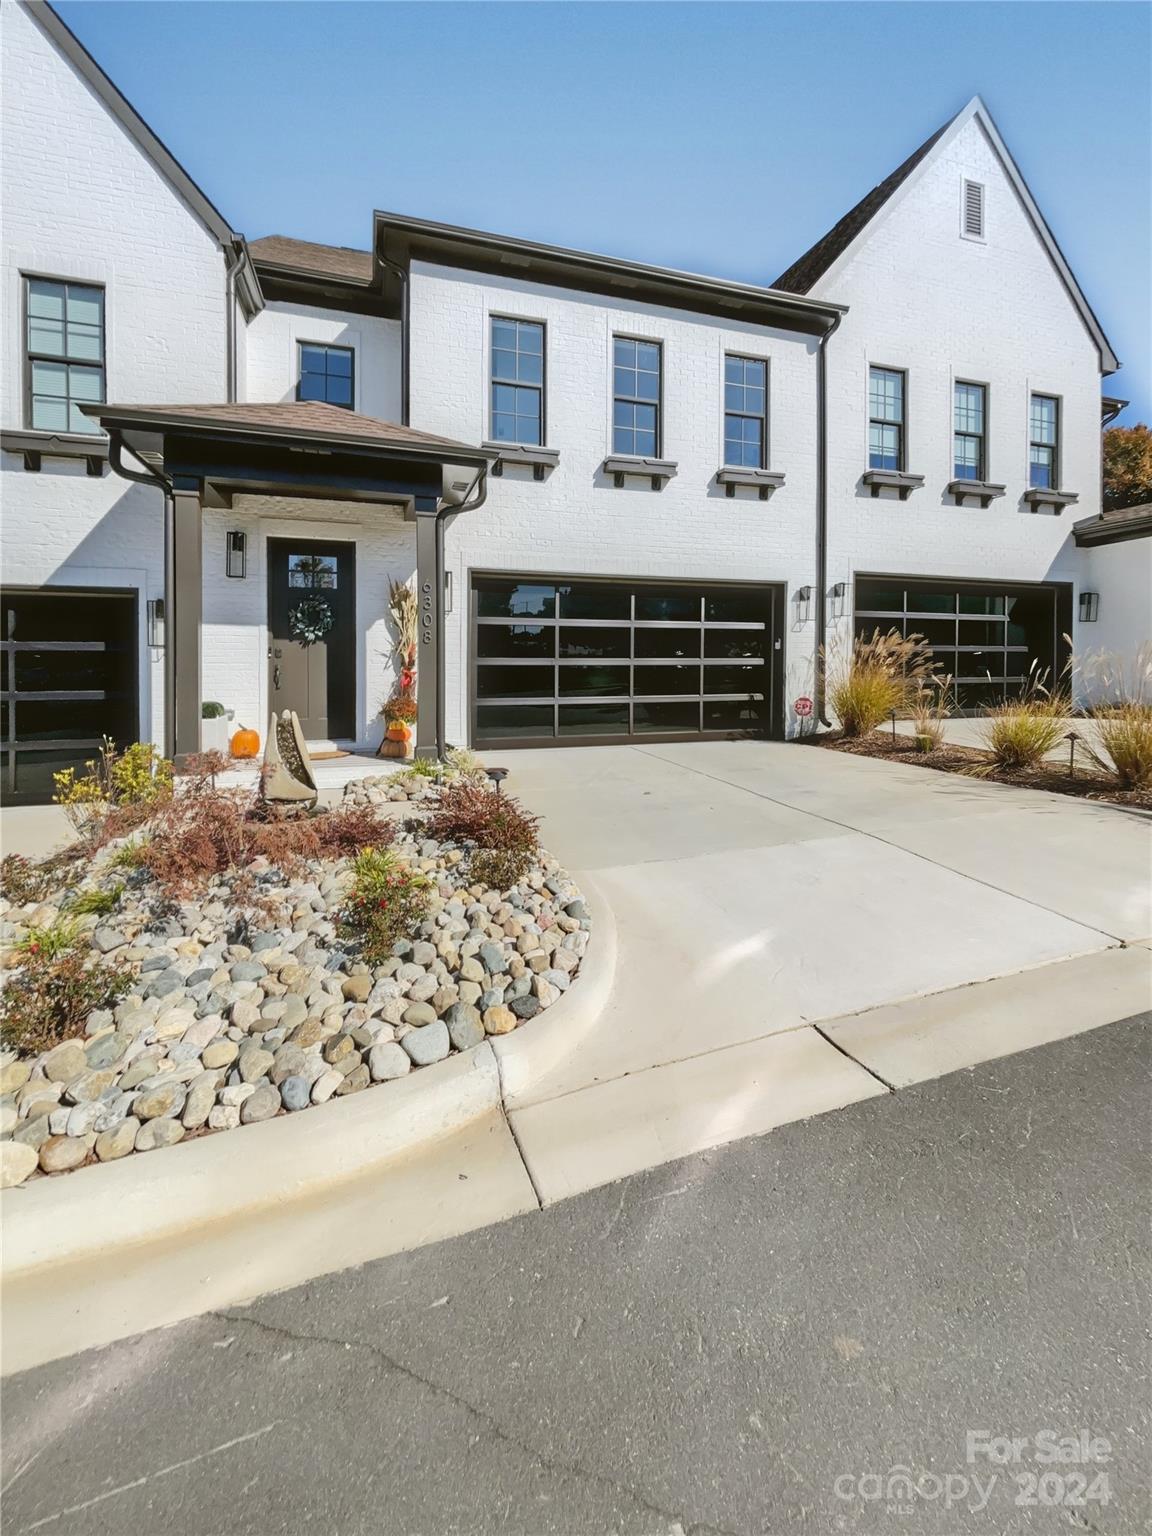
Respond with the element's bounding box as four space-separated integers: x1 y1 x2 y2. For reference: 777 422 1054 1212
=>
854 575 1071 711
471 574 783 747
1 587 138 804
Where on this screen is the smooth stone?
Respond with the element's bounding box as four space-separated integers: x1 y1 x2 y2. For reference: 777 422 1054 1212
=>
182 1075 218 1129
43 1040 87 1083
400 1021 450 1066
240 1086 280 1124
0 1141 38 1186
482 1006 518 1036
238 1046 275 1084
311 1069 343 1104
95 1116 141 1161
478 941 506 974
65 1101 104 1138
13 1114 52 1150
90 927 128 954
444 1003 483 1052
230 960 267 984
83 1031 130 1070
323 1033 356 1065
402 1002 437 1027
135 1117 185 1152
64 1069 115 1105
271 1044 307 1085
335 1063 370 1095
509 994 540 1021
533 978 561 1008
407 974 439 1003
208 1104 240 1131
341 975 372 1003
0 1103 17 1136
39 1135 88 1173
181 1017 223 1049
367 1042 411 1081
0 1060 31 1095
134 1080 186 1120
201 1040 239 1070
280 1076 311 1111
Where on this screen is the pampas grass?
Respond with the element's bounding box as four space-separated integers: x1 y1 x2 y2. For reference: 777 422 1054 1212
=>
827 628 934 737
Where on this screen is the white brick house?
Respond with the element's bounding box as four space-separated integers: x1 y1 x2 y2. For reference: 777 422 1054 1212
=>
2 0 1145 799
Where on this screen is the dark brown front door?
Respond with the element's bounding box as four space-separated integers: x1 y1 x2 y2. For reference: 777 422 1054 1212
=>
267 539 355 740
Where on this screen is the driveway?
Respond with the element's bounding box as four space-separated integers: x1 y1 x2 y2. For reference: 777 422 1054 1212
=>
489 740 1151 1198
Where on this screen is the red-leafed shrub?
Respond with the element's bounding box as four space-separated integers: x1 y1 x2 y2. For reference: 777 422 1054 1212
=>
428 780 540 888
337 846 431 964
1 945 133 1056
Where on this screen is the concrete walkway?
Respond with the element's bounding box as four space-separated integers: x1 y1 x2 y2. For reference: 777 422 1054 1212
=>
488 741 1151 1200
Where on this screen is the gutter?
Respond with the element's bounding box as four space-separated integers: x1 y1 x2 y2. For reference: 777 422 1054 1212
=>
224 243 244 403
380 255 411 425
814 309 844 728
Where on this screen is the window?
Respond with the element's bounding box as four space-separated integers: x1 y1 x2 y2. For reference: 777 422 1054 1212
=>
613 337 661 456
1029 394 1059 488
287 552 337 589
490 318 544 445
25 278 105 432
297 343 354 408
724 355 767 467
962 179 985 239
953 382 986 480
868 367 905 470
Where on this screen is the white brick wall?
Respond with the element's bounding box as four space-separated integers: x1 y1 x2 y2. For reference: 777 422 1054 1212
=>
1 0 229 748
408 263 823 741
810 115 1106 673
244 301 402 419
1078 537 1152 702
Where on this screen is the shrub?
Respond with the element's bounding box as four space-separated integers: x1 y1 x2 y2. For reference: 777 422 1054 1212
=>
397 757 439 782
0 946 133 1056
1085 704 1152 789
19 916 84 962
107 837 149 870
65 883 125 917
337 846 431 964
202 701 227 719
53 739 173 841
908 676 954 754
0 854 55 907
443 746 487 781
977 695 1070 772
827 629 934 738
384 694 418 725
429 779 540 888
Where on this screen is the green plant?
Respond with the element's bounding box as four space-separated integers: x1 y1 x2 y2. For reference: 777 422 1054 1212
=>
429 779 540 888
977 694 1070 772
53 738 173 840
0 854 55 907
1084 703 1152 789
395 758 439 783
202 701 227 719
443 746 487 781
1 947 133 1056
65 883 125 917
19 915 84 962
384 694 418 725
107 837 149 870
337 846 431 964
828 629 935 738
908 675 954 754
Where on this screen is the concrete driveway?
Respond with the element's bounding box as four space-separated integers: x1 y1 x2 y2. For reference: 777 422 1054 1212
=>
490 740 1151 1200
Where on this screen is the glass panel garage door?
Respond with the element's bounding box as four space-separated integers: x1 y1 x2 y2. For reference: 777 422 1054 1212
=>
472 576 779 745
854 576 1066 712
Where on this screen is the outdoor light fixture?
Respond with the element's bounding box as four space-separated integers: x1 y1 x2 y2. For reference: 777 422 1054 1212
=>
795 585 812 622
444 569 453 615
830 580 847 620
1078 591 1099 622
226 530 247 579
147 597 165 648
485 767 509 795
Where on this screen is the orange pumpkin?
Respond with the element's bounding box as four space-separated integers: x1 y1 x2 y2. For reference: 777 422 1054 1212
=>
387 720 411 742
230 726 260 759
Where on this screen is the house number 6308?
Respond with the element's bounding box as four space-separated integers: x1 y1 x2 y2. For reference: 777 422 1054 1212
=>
420 581 433 643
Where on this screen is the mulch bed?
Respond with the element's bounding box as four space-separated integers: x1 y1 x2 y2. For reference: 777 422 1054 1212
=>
800 731 1152 812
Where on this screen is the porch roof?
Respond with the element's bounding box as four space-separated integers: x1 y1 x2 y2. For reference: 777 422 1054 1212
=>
84 400 494 470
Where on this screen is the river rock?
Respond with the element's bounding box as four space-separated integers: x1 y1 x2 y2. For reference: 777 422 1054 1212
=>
39 1135 88 1173
0 1141 38 1187
135 1117 185 1152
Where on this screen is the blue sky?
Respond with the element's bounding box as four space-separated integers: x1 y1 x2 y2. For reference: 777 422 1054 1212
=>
57 1 1150 422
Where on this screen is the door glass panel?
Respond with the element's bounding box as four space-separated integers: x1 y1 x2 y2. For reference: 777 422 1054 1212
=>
477 580 556 619
559 627 630 659
559 665 630 698
632 664 701 695
705 629 767 658
705 589 766 622
476 625 552 659
906 587 956 614
704 663 764 695
909 618 958 647
476 704 554 740
1005 591 1055 661
633 700 700 732
558 703 629 736
634 627 699 658
959 593 1006 615
287 553 337 589
956 651 1006 680
705 698 762 730
957 619 1006 645
635 589 701 622
556 583 629 620
476 664 554 699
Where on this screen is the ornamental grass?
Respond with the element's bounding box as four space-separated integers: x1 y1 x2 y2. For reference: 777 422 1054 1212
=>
827 628 935 738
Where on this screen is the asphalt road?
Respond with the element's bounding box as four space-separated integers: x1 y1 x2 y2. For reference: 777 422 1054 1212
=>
4 1014 1149 1536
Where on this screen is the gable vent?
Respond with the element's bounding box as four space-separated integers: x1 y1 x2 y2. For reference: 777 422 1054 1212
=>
963 179 985 239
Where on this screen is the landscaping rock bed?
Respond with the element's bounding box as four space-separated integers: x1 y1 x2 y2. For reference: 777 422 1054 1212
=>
0 775 589 1187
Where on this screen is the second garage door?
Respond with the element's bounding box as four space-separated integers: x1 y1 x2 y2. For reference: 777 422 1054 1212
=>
471 574 783 747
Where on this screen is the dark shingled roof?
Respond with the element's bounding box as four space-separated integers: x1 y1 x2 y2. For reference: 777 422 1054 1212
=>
1073 501 1152 547
248 235 374 286
773 119 951 294
85 400 491 458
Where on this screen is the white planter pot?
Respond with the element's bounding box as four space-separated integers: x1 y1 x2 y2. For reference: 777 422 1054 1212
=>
200 715 233 754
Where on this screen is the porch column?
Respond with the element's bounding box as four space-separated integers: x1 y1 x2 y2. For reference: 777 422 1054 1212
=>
167 478 203 765
413 494 442 759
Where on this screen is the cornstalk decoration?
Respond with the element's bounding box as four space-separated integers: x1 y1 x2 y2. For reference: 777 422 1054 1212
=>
385 577 418 721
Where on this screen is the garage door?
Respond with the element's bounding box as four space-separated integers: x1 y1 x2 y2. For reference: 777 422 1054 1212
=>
854 575 1071 712
471 574 783 747
1 587 138 804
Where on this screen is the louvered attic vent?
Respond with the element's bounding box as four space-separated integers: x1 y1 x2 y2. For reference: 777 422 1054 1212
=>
963 179 985 239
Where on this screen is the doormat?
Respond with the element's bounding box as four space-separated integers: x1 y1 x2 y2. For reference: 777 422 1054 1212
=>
308 750 351 761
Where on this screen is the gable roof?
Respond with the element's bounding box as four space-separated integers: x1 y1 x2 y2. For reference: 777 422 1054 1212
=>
1073 501 1152 547
22 1 261 312
773 96 1119 374
249 236 374 286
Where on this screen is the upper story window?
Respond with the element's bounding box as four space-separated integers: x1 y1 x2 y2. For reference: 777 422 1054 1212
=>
868 366 905 470
491 318 544 445
724 355 767 468
1029 394 1059 488
953 382 986 480
297 343 354 409
25 277 105 433
612 337 661 456
962 179 986 240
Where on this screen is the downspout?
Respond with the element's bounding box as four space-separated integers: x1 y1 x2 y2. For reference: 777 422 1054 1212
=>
380 257 410 425
224 242 245 404
109 436 176 759
434 466 489 758
814 310 843 728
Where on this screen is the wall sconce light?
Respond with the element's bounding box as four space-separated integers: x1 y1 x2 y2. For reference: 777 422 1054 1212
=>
443 569 453 615
1078 591 1099 623
147 597 165 648
795 585 812 623
226 530 247 579
830 580 847 620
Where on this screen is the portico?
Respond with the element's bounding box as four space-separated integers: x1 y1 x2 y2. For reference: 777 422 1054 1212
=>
86 401 493 764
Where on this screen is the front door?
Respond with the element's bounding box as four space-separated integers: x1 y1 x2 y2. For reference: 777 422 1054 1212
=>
267 539 356 740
